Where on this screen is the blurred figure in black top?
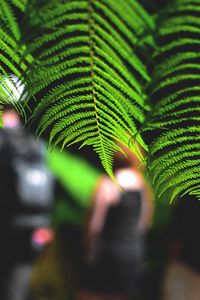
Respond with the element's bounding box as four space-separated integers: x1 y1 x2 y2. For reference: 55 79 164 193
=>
78 143 153 300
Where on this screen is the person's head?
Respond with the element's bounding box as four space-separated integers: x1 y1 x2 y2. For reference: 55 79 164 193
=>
2 107 21 128
113 141 146 172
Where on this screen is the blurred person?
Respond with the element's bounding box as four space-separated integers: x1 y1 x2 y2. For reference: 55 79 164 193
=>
78 143 153 300
0 76 55 300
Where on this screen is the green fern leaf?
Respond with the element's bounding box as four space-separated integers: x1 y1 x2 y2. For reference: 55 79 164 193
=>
27 0 152 178
0 0 33 113
144 0 200 203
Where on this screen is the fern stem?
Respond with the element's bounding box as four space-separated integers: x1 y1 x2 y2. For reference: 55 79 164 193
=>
88 0 114 178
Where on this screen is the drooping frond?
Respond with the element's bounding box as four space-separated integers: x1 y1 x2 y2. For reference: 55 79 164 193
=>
27 0 154 179
143 0 200 202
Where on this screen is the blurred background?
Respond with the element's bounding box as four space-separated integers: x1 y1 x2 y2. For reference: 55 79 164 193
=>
0 102 200 300
0 78 200 300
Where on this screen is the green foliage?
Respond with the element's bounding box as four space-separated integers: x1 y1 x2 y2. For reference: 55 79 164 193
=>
0 0 199 203
0 0 32 114
24 0 153 180
144 0 200 201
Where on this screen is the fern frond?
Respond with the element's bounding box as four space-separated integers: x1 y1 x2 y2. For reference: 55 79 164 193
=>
144 0 200 202
27 0 153 177
0 0 20 40
0 0 32 113
11 0 27 11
